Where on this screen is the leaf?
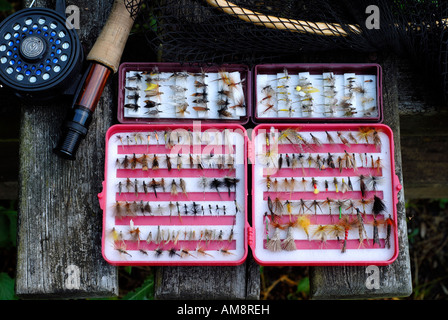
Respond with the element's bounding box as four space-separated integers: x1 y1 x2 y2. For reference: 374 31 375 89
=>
0 273 18 300
124 266 132 275
0 206 17 248
122 275 154 300
439 198 448 209
296 277 310 295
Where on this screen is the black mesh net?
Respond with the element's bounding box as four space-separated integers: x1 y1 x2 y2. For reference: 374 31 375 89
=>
124 0 448 102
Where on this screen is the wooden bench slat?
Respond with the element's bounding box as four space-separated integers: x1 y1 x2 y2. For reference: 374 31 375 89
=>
309 56 413 299
154 254 260 300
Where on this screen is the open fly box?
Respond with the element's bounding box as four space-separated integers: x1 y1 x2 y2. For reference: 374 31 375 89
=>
253 63 383 123
98 122 401 266
117 62 251 125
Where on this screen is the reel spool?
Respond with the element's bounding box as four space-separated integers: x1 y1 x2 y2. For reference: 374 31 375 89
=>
0 1 84 102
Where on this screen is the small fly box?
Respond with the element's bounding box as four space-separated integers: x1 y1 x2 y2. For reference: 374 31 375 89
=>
98 122 400 266
253 63 383 123
117 62 251 125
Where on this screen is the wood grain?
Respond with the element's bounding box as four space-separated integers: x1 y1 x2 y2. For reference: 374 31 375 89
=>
309 56 413 299
154 252 260 300
15 0 118 298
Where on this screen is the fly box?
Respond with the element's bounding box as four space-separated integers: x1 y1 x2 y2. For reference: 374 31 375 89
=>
117 62 251 125
99 123 249 266
249 123 400 266
253 63 383 123
98 122 400 266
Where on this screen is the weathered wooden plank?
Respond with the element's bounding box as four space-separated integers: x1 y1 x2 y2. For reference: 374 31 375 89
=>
395 57 448 199
394 58 442 116
15 0 118 299
309 55 413 300
154 252 260 300
399 112 448 199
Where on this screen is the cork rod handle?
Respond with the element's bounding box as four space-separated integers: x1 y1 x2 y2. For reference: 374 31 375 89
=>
86 0 139 73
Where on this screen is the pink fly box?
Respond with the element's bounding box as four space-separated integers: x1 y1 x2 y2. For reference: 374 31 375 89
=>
253 63 383 124
117 62 252 125
248 123 400 266
98 123 249 266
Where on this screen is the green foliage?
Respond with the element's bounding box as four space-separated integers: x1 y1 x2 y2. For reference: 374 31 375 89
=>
0 201 17 248
0 273 18 300
287 276 309 299
121 275 154 300
123 265 133 275
438 198 448 209
296 276 310 295
131 3 157 34
407 227 419 244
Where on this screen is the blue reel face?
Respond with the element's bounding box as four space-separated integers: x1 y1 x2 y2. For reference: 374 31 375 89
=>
0 8 81 94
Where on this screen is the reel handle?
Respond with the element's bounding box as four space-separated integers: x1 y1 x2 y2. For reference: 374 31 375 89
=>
54 0 140 160
86 0 138 73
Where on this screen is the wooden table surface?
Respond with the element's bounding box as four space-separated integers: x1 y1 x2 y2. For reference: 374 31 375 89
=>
14 0 413 300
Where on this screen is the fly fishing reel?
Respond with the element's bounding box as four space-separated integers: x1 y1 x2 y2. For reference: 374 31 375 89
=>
0 1 83 102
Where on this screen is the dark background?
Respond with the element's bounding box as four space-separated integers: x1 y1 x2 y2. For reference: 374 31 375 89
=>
1 0 447 300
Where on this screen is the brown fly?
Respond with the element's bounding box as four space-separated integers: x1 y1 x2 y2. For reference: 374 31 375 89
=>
229 96 246 110
176 103 190 117
149 178 160 198
138 154 150 171
338 214 356 253
355 208 369 248
114 240 132 257
337 131 351 147
143 99 160 109
124 103 139 112
179 178 188 197
170 179 178 196
127 72 143 82
218 107 232 118
325 131 335 144
192 106 210 113
312 225 330 247
125 86 140 91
